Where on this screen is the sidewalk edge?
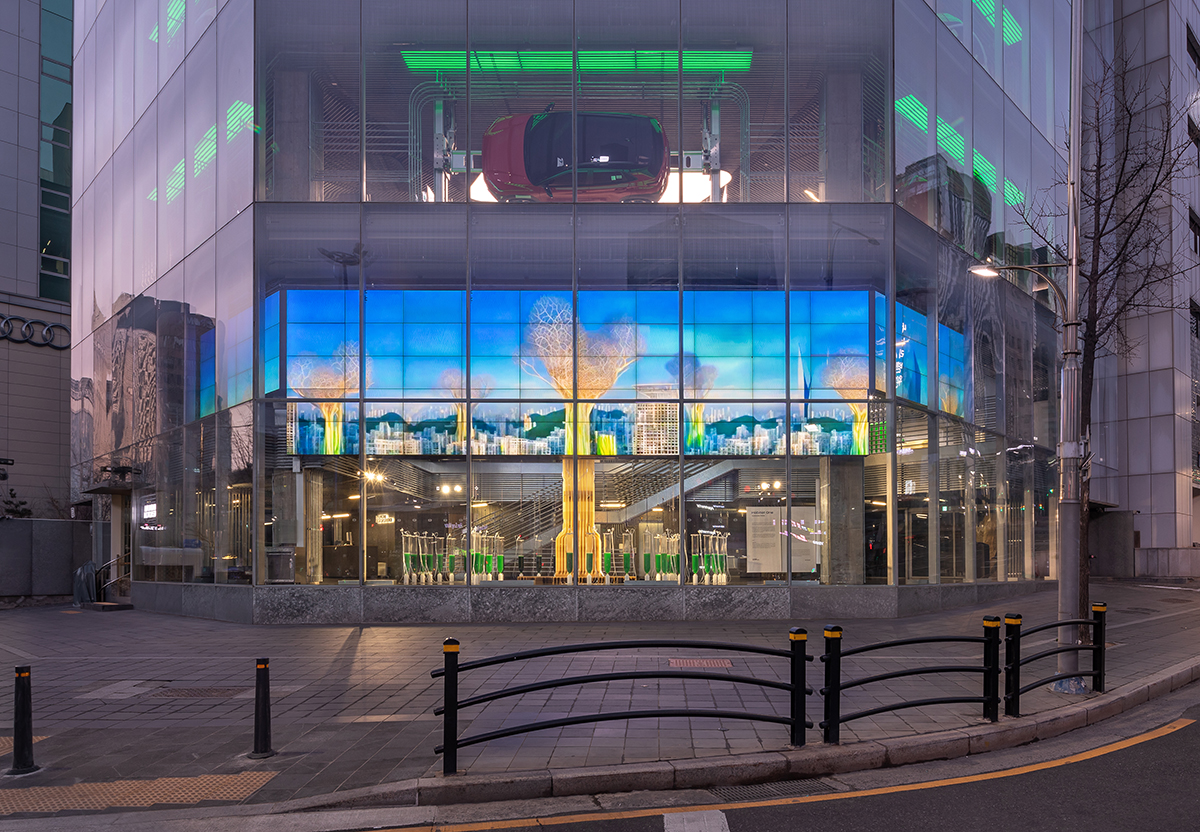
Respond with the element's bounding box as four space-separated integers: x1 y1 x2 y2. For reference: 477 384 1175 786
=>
271 654 1200 814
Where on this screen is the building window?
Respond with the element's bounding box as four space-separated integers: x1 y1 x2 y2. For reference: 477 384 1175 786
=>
1192 212 1200 257
1192 302 1200 339
38 3 72 303
1189 26 1200 75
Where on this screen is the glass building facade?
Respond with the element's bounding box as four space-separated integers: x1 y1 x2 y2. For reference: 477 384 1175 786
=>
72 0 1069 621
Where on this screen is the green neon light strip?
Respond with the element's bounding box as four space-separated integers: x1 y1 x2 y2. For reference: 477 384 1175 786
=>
165 159 186 204
935 117 965 166
973 152 998 193
895 95 928 133
1003 178 1025 206
167 0 185 40
145 102 258 202
194 125 217 176
1001 9 1022 46
226 101 255 143
895 100 1028 206
974 0 995 25
401 49 752 74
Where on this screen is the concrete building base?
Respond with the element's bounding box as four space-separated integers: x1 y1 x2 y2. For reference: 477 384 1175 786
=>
131 580 1057 624
1135 548 1200 578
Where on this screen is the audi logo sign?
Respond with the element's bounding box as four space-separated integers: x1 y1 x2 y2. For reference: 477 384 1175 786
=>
0 316 71 350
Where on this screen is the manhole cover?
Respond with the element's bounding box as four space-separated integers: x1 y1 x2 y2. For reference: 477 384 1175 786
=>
710 778 835 801
151 687 248 698
669 658 733 668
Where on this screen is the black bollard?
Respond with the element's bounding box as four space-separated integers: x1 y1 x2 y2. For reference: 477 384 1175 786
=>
6 666 38 775
982 616 1001 722
1092 603 1107 693
821 626 842 745
248 658 275 759
788 628 807 747
443 638 460 775
1004 614 1022 717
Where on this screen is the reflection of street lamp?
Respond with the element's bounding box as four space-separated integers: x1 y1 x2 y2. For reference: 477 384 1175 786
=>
824 219 881 288
970 258 1082 685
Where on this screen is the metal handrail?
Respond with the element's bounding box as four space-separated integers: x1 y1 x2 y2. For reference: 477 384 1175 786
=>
434 629 812 774
838 635 986 659
819 619 1003 743
433 638 792 677
1018 618 1096 639
436 668 802 715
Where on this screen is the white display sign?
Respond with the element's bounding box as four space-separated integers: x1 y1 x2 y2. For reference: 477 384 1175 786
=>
789 506 821 575
746 507 785 572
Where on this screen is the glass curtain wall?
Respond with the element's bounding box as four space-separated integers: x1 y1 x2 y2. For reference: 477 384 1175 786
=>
71 0 1068 600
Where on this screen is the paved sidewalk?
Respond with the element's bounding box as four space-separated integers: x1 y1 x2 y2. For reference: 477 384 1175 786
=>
0 580 1198 819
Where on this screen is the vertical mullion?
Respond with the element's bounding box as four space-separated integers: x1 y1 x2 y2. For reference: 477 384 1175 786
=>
676 0 686 587
464 2 473 587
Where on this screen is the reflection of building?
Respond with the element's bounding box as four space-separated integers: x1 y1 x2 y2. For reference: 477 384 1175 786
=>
1 3 74 523
634 401 679 456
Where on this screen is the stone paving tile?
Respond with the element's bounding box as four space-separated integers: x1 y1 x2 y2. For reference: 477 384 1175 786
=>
0 581 1197 816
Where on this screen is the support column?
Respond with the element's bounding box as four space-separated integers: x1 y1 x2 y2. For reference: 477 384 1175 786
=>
820 456 865 584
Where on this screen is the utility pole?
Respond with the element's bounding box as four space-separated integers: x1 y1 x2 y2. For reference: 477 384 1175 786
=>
1057 0 1085 684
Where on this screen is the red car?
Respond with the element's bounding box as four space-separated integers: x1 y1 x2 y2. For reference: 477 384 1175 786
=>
482 111 670 203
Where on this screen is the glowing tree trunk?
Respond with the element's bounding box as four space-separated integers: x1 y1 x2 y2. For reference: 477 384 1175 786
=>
554 403 602 579
686 402 706 451
317 402 344 455
454 402 469 444
848 402 869 455
822 355 870 455
520 297 636 583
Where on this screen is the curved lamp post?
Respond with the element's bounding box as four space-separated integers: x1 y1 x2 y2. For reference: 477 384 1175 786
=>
970 260 1083 685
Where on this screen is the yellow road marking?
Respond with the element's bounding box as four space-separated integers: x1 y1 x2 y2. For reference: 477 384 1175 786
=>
387 718 1194 831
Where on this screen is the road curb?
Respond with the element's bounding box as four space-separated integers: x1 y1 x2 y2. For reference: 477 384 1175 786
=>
267 654 1200 814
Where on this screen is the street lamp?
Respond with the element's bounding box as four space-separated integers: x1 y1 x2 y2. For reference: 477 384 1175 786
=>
969 259 1083 687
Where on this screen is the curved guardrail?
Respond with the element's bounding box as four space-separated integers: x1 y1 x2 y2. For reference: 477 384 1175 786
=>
431 606 1108 770
431 631 814 775
818 620 1001 744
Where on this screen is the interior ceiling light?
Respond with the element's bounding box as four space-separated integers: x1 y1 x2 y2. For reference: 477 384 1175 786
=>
401 49 753 75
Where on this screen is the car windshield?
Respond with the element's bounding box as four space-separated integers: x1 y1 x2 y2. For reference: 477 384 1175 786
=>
524 112 572 186
578 114 661 172
525 112 663 187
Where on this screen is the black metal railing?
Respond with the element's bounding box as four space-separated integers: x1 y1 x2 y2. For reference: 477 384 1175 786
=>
431 630 815 775
819 617 1002 744
432 607 1110 771
1004 603 1107 716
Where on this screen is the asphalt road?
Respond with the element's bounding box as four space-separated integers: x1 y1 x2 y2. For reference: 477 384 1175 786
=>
6 674 1200 832
444 712 1200 832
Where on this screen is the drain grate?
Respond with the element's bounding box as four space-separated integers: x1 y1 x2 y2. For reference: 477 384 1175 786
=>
669 658 733 668
1114 608 1156 615
150 687 248 698
1160 597 1193 604
710 778 836 801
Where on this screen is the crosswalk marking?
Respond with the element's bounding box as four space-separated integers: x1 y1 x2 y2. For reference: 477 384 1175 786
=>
663 809 731 832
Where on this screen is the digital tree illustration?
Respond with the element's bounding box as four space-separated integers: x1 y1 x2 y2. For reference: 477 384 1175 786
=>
438 368 494 444
521 296 638 580
821 352 870 455
667 353 718 452
289 342 372 455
